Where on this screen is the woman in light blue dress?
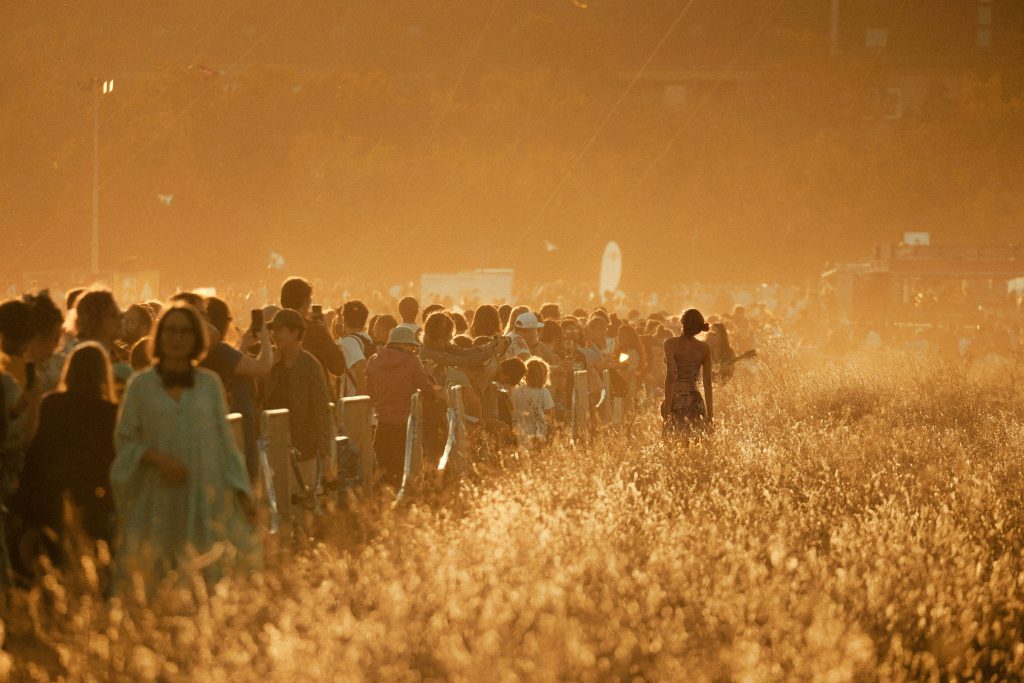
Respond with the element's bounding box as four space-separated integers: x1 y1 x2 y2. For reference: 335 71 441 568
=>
111 303 260 598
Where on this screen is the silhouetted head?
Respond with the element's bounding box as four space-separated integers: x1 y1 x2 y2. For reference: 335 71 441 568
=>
342 300 370 331
422 303 444 323
280 277 313 315
0 298 31 356
423 310 455 349
398 296 419 324
204 297 231 337
61 341 115 402
681 309 709 337
525 357 550 389
75 289 121 346
169 291 206 315
471 304 501 338
539 303 561 321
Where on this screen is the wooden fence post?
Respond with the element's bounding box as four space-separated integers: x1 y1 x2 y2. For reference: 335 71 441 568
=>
338 395 375 495
572 370 590 442
261 408 292 536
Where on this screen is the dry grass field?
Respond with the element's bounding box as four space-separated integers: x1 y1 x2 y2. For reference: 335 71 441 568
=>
5 344 1024 681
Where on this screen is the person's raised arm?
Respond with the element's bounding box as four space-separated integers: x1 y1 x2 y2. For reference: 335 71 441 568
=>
702 340 714 422
235 326 273 377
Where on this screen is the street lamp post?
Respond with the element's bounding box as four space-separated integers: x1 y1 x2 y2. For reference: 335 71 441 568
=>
91 78 114 274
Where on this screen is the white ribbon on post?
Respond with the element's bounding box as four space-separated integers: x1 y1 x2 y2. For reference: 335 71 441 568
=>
257 436 280 535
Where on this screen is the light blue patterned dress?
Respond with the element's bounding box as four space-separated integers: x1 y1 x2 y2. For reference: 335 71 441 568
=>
111 367 261 596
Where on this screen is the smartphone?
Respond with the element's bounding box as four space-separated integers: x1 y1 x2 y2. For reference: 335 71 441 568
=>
250 309 263 333
312 304 324 321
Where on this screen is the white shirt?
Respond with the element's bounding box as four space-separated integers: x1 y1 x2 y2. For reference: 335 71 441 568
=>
337 332 373 397
510 385 554 444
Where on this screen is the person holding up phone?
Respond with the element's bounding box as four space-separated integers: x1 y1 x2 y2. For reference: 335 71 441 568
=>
280 278 347 394
201 297 273 480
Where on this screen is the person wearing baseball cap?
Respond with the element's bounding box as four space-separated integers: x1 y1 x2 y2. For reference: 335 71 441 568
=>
265 308 336 500
505 311 544 361
365 325 441 490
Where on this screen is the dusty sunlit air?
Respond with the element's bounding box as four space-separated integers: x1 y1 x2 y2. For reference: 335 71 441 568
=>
2 1 1023 680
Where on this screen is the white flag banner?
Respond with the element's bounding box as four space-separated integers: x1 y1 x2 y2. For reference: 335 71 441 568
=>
599 241 622 296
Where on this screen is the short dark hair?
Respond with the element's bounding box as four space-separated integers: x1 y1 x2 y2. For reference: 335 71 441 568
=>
281 277 313 311
398 296 419 323
75 289 118 341
539 303 561 320
422 303 444 322
169 290 203 309
540 320 563 345
499 357 527 385
170 291 205 314
269 308 307 341
125 303 154 332
342 300 369 330
451 312 468 334
150 303 209 366
0 298 31 356
205 297 231 335
26 291 63 340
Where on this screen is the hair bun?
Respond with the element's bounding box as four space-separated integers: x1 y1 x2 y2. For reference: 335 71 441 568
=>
702 322 710 332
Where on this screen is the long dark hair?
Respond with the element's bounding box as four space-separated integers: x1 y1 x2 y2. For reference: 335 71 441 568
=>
470 304 500 338
60 342 116 402
423 310 455 349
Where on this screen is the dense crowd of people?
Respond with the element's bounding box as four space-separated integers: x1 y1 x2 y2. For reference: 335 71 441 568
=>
0 273 1021 602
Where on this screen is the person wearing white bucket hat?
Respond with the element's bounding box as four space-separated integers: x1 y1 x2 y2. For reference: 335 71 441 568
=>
506 311 544 361
365 324 439 490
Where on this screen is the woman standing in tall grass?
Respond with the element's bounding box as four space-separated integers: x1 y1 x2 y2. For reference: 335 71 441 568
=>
112 304 259 597
662 309 713 431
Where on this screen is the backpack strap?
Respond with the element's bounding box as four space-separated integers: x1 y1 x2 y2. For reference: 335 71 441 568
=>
342 334 369 392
